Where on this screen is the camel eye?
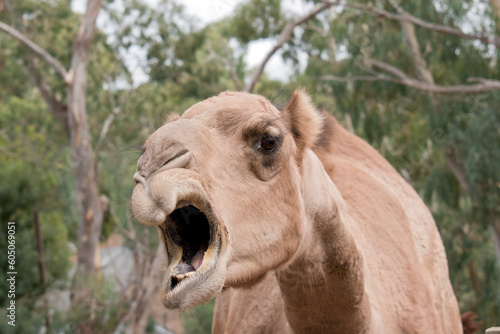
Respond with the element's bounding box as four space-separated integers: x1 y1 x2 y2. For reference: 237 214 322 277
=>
260 135 278 151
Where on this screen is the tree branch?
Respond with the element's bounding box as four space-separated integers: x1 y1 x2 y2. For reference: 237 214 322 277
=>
364 58 410 79
68 0 104 286
25 58 68 129
323 58 500 94
492 0 500 31
0 21 69 81
399 19 435 85
346 2 500 47
91 51 121 146
489 219 500 270
2 0 69 130
207 39 241 91
3 0 15 19
321 73 397 82
245 1 340 92
444 148 469 191
369 58 500 93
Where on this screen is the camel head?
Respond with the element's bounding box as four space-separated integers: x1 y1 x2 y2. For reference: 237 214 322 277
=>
131 90 324 309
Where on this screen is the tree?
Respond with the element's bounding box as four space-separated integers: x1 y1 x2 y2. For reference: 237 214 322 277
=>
1 0 498 330
0 92 71 334
306 0 500 324
0 0 104 285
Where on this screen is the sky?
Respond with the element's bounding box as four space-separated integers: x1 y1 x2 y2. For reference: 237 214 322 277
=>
71 0 304 86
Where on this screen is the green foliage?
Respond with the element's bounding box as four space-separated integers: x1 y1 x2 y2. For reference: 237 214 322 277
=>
0 93 70 281
40 278 130 334
0 93 71 333
146 316 156 333
302 0 500 325
228 0 282 44
0 299 45 334
436 205 500 322
182 300 215 334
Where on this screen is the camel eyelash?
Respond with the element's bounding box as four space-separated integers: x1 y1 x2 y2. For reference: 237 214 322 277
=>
258 134 280 152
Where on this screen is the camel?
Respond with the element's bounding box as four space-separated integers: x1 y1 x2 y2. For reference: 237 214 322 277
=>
131 90 463 333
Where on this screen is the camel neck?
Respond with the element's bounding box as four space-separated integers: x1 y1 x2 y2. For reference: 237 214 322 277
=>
275 150 371 333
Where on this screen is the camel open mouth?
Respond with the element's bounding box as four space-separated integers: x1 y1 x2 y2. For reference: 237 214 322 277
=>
161 204 221 294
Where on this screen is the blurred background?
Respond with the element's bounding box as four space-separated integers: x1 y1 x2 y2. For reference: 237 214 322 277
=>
0 0 499 333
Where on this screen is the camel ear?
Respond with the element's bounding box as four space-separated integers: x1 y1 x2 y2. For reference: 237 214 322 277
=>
282 89 323 150
165 112 180 123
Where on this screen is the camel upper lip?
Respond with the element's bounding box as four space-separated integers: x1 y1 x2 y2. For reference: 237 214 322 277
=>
160 203 221 291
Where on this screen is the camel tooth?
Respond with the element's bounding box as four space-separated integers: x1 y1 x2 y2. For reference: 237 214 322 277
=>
184 271 195 277
176 274 186 281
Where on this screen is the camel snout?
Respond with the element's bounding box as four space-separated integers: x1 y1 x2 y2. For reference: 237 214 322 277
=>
133 171 146 184
132 169 211 227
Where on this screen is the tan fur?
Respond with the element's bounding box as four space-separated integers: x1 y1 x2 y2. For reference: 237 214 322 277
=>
282 89 323 151
131 90 463 333
165 112 181 123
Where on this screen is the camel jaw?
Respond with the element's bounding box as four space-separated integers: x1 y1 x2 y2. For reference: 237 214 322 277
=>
159 202 225 309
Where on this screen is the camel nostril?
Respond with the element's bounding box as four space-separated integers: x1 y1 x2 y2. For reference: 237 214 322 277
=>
134 171 146 184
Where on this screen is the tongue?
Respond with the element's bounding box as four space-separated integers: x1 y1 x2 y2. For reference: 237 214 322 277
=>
173 263 194 275
172 248 206 275
191 248 205 270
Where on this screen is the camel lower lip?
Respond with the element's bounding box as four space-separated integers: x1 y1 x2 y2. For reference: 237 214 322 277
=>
169 248 212 290
161 235 223 309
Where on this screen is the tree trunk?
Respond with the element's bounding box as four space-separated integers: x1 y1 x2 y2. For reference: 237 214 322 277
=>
489 219 500 268
0 0 105 284
132 246 164 333
68 0 104 286
491 0 500 30
400 21 435 85
244 1 338 92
